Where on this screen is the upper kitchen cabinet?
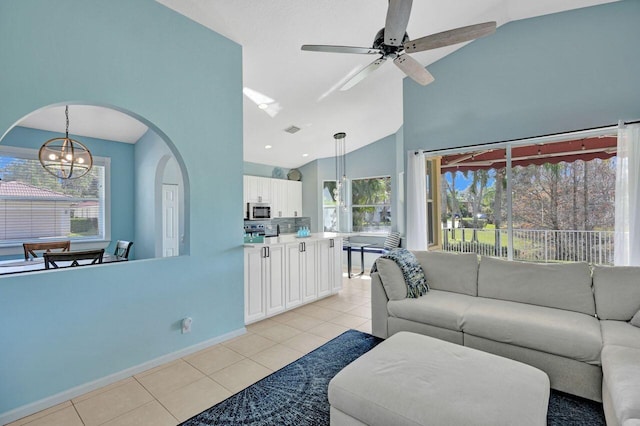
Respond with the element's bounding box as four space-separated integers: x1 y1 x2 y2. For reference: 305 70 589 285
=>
244 175 272 204
244 175 302 218
272 179 302 218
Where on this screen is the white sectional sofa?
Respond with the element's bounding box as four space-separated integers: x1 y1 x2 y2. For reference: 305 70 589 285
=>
371 251 640 425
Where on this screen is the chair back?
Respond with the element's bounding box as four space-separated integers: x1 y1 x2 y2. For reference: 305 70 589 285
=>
23 241 71 260
114 240 133 259
383 231 401 250
44 249 105 269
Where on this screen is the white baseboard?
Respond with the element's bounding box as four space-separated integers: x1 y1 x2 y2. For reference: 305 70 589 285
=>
0 327 247 425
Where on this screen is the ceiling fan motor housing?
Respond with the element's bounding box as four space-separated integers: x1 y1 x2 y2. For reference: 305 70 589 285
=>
373 28 409 57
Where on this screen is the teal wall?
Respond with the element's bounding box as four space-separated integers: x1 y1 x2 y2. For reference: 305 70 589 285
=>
403 0 640 153
0 0 243 417
0 126 135 259
243 161 291 179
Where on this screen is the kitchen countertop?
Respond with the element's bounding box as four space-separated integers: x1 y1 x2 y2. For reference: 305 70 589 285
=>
243 232 344 247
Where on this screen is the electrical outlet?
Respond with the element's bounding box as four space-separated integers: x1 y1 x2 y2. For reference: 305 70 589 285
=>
181 317 192 334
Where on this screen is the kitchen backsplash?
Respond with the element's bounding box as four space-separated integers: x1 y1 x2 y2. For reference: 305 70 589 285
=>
245 217 311 236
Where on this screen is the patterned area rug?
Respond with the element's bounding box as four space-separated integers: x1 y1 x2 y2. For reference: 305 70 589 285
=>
181 330 605 426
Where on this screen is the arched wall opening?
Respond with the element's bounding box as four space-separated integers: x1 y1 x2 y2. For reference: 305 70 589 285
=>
0 102 190 261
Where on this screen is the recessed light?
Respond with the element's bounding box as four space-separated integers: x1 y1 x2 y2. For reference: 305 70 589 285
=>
265 145 272 149
258 103 269 110
302 153 309 157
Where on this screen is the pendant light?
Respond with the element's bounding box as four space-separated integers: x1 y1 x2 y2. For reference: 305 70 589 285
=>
39 105 93 179
333 132 348 211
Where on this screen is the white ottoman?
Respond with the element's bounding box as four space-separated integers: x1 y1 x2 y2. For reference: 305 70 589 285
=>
329 332 550 426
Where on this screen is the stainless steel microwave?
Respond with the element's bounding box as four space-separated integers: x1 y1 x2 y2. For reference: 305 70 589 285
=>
247 202 271 220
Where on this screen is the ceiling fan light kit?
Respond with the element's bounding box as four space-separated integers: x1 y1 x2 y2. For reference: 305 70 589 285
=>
301 0 496 90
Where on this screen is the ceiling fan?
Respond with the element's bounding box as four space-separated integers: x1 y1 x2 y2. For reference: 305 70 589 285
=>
301 0 496 90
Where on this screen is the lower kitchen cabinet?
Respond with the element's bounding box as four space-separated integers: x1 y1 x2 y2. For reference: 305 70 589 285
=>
318 237 342 297
244 244 286 324
245 235 342 324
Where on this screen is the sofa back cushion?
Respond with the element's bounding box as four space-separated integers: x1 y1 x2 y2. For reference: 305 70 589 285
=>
375 258 409 300
477 257 595 315
593 265 640 320
413 251 478 296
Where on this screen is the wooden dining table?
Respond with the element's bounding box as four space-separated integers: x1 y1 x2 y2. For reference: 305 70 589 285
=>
0 253 126 275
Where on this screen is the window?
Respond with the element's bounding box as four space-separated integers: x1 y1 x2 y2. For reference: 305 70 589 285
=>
431 129 617 264
322 180 337 232
0 146 109 246
351 176 391 233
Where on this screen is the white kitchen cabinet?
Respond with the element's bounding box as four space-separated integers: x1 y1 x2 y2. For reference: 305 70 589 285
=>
302 240 317 302
244 246 266 323
318 237 342 297
285 242 304 309
244 244 286 324
271 179 287 218
271 179 302 218
244 176 301 218
286 239 317 306
244 234 342 324
244 175 271 204
287 180 302 217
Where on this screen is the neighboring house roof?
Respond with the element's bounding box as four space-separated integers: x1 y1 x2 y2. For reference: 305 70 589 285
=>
0 181 71 199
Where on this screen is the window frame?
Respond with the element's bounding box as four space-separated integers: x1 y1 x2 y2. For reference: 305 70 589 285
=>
0 145 111 256
322 180 338 232
350 174 392 235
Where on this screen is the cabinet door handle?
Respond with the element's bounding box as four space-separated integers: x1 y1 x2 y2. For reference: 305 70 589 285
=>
261 247 266 258
303 242 306 252
299 242 304 252
266 247 270 257
329 239 334 248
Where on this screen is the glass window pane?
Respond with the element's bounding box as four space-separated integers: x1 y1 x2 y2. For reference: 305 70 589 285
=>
351 176 391 233
0 149 106 244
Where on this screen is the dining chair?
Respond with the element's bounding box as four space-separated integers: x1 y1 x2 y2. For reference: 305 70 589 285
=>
114 240 133 259
43 249 105 269
23 241 71 261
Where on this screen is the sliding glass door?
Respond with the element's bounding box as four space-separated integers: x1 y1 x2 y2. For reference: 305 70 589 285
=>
428 129 618 264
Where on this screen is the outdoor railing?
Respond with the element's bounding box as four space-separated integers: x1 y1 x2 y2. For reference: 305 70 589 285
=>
442 227 615 265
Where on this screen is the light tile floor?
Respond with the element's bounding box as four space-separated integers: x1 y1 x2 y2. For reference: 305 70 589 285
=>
9 273 372 426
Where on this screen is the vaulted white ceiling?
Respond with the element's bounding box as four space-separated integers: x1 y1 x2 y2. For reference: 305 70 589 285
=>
156 0 616 169
14 1 618 166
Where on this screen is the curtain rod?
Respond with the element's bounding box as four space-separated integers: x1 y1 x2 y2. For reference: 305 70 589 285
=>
416 119 640 156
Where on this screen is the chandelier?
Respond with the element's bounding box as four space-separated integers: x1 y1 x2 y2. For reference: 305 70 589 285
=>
333 132 348 211
39 105 93 179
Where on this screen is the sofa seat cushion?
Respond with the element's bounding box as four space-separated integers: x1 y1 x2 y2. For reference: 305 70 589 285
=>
601 320 640 350
463 297 602 364
601 345 640 425
387 289 475 332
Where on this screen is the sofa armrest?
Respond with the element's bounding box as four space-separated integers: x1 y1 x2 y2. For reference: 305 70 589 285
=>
371 272 390 339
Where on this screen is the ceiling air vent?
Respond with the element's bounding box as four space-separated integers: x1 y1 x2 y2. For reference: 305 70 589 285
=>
284 125 301 134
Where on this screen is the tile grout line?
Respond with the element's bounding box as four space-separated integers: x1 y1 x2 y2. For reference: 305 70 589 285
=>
132 376 181 425
70 402 86 426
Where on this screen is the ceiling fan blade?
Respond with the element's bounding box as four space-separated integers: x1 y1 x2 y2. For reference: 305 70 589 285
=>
404 21 496 53
340 57 387 91
301 45 383 55
384 0 413 46
393 54 434 86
